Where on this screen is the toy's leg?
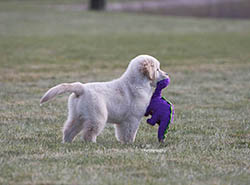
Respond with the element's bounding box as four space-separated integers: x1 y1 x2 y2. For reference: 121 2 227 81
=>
158 115 171 142
147 113 159 126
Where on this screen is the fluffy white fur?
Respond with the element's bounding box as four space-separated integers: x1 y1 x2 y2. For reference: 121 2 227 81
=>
40 55 169 143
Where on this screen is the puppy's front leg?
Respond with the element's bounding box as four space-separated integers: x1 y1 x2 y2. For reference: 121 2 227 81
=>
114 118 141 143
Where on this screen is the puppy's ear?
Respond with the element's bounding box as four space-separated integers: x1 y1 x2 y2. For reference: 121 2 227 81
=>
141 60 155 80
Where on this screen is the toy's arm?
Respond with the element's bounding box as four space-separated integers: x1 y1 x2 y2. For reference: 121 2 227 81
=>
147 113 159 126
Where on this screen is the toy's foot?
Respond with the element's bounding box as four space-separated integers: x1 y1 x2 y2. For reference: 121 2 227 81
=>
147 118 156 126
158 138 164 143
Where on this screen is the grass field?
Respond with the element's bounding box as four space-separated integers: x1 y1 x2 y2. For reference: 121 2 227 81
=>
0 1 250 184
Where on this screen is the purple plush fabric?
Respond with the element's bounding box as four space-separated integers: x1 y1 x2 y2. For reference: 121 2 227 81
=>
144 78 174 142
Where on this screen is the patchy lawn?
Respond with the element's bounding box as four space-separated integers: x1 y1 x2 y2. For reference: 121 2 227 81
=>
0 1 250 184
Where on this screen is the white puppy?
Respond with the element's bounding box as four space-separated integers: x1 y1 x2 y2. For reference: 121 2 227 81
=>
40 55 169 143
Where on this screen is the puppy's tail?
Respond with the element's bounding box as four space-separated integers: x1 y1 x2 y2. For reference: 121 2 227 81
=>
40 82 84 105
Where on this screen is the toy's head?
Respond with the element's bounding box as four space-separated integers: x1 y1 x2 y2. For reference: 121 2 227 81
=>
156 78 170 90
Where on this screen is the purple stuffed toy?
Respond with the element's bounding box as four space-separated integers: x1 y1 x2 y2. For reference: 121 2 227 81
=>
144 78 174 142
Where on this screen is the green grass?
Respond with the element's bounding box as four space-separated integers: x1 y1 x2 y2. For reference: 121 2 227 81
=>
0 1 250 184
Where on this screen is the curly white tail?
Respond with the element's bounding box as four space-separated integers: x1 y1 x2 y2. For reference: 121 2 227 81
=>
40 82 84 105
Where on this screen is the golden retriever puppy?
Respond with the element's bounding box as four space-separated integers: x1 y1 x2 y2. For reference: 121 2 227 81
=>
40 55 169 143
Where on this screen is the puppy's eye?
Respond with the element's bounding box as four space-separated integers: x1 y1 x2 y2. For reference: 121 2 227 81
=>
157 69 160 71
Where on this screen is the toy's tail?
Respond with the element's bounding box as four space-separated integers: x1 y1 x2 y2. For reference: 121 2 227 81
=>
40 82 84 104
168 100 174 123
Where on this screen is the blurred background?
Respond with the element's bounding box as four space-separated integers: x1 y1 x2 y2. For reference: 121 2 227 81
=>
85 0 250 19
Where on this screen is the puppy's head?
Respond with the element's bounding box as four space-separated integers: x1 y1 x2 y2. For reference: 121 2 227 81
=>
139 55 169 87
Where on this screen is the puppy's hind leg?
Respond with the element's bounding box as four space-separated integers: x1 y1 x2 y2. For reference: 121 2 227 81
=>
62 94 83 143
63 117 83 143
82 120 106 143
